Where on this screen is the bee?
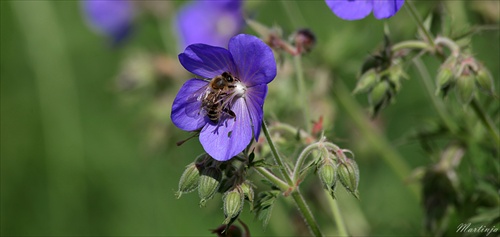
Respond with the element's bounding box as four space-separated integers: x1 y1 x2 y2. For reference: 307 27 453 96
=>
188 72 239 123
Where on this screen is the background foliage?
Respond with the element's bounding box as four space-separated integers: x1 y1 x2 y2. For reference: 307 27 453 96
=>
1 0 498 236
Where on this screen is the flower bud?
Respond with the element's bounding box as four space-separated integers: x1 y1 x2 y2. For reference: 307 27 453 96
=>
369 80 389 108
435 56 458 96
338 159 360 199
240 181 254 205
353 69 379 94
387 60 408 93
318 160 337 199
223 188 244 224
456 73 476 105
435 66 455 95
475 67 495 95
292 28 316 54
176 162 201 199
198 167 222 207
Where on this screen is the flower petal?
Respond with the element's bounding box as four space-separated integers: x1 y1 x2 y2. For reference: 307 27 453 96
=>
200 0 243 10
325 0 372 20
228 34 277 87
83 0 133 42
171 79 208 131
179 43 237 79
245 84 267 141
199 98 252 161
373 0 404 19
175 1 243 50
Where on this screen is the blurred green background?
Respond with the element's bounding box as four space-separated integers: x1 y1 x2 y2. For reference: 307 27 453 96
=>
1 0 498 236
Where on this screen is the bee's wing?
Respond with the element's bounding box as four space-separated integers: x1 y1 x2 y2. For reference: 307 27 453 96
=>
185 82 210 118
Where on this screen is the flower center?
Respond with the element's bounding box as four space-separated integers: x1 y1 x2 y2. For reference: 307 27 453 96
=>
233 81 246 98
219 80 246 108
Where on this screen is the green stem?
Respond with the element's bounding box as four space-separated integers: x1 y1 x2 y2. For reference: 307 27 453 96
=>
405 1 435 48
329 197 348 236
254 166 290 192
292 142 322 183
290 190 323 237
391 40 431 52
470 98 500 145
434 36 460 57
333 81 419 199
262 120 323 237
294 55 312 132
412 58 460 134
262 120 294 186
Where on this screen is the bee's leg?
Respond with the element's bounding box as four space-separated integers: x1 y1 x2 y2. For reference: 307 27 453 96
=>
223 108 236 121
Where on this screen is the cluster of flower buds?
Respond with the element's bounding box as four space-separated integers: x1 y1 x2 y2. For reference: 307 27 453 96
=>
317 146 360 199
436 55 495 104
354 55 408 117
176 154 224 206
176 153 255 225
353 59 407 116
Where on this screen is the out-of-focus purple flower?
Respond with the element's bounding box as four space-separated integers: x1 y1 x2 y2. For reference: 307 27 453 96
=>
175 0 244 50
82 0 134 43
325 0 405 20
171 34 276 161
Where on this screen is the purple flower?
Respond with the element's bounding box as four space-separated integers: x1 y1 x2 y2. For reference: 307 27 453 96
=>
325 0 404 20
175 0 244 50
171 34 276 161
82 0 133 43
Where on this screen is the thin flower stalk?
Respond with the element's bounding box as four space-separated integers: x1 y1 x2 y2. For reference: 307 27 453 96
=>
404 1 435 47
292 141 328 184
261 120 323 237
329 198 348 236
253 166 290 192
391 40 431 52
470 98 500 145
262 120 294 186
290 190 323 237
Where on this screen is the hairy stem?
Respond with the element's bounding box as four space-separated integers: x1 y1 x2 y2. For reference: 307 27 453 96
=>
392 40 431 52
292 141 328 183
470 98 500 145
262 120 323 237
262 120 294 186
435 36 460 57
290 190 323 237
254 166 290 192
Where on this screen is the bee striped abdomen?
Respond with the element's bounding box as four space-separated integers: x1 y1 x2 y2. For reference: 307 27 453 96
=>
202 71 239 123
207 103 220 122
